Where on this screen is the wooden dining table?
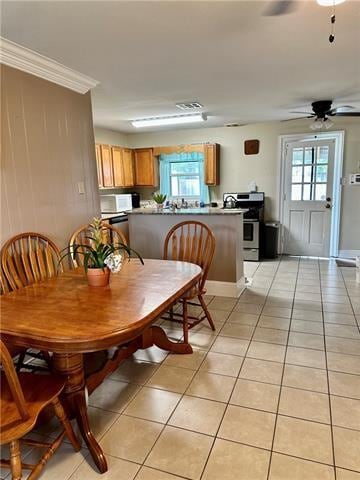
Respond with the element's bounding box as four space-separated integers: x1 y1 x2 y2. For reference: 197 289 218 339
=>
0 259 202 473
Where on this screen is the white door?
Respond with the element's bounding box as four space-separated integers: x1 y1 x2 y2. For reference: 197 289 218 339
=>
283 139 335 256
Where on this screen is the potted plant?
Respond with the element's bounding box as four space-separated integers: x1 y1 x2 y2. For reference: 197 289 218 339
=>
60 218 143 287
153 191 167 210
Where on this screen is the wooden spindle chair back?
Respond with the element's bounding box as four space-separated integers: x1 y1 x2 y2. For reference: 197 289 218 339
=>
69 222 128 268
1 233 62 291
0 340 80 480
0 340 29 422
163 221 216 294
163 221 216 342
0 269 10 296
0 234 60 372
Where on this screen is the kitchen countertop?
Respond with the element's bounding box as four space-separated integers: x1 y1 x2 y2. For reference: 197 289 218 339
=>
101 212 128 220
128 207 247 215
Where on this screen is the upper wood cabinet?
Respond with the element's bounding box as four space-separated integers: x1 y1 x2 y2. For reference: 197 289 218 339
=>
95 144 103 187
111 146 125 187
96 144 135 188
134 148 158 186
99 144 114 187
204 143 220 186
122 148 135 187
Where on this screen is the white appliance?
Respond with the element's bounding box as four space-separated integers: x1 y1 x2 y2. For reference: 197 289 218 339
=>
100 194 132 213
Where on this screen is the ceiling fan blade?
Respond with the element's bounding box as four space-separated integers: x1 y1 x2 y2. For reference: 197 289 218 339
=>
333 112 360 117
290 111 314 115
281 116 312 122
328 106 355 115
263 0 297 16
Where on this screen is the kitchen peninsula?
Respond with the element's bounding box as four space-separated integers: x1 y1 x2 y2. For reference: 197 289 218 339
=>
128 208 246 297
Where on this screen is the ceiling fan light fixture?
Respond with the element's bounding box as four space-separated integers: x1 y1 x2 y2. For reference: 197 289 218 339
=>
310 119 324 130
316 0 346 6
309 117 334 130
324 118 334 129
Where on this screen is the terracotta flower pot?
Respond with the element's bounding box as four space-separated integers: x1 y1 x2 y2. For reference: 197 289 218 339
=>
86 267 110 287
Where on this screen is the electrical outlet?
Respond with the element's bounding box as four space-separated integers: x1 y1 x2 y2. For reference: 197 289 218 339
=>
77 181 85 194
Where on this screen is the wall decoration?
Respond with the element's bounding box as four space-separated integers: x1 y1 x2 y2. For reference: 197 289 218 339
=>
244 139 260 155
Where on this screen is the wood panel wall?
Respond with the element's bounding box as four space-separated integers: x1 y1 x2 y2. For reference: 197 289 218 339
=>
0 65 100 249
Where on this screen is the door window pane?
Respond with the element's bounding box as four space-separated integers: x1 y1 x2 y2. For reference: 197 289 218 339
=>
316 165 328 183
304 166 314 183
317 146 329 164
304 147 314 164
289 144 329 202
291 184 302 200
315 183 327 201
303 184 313 201
292 148 303 165
292 166 303 183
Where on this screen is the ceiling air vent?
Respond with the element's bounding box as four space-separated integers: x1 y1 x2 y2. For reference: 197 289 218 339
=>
175 102 203 110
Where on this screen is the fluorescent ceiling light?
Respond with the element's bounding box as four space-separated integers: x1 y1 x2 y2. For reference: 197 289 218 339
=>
132 113 206 128
316 0 346 6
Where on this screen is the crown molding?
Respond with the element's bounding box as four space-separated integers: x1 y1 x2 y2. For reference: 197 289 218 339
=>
0 37 99 94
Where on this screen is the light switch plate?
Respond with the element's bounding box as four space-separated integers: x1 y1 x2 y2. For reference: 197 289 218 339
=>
77 181 85 194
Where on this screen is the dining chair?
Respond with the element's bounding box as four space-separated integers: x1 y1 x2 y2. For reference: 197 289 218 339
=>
1 233 63 371
0 340 81 480
163 220 216 343
69 222 128 268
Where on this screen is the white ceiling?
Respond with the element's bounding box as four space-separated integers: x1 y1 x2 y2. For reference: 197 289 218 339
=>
2 1 360 133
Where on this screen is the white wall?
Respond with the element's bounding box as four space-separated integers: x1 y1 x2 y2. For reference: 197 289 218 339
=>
94 127 129 147
94 118 360 252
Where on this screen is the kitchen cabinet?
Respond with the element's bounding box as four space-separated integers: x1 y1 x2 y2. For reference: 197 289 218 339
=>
122 148 135 187
204 143 220 186
96 145 135 188
95 144 103 187
99 144 114 187
111 146 125 187
134 148 158 186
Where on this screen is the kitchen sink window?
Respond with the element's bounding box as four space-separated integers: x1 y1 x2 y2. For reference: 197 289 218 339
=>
159 151 209 204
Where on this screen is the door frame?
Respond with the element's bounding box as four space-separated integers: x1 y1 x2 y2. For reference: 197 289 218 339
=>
278 131 345 257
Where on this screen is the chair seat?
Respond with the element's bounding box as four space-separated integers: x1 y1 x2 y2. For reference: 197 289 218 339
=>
1 373 65 444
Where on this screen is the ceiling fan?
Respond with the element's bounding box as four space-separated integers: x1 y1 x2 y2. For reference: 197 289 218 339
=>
263 0 346 16
285 100 360 129
263 0 347 42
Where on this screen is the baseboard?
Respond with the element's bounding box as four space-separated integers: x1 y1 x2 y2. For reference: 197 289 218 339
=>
205 278 245 298
338 250 360 259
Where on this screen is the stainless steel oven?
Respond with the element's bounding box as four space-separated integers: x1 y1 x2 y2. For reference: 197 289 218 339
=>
243 220 259 249
243 220 260 261
223 192 264 262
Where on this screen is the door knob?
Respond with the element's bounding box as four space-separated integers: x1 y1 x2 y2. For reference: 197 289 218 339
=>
325 203 331 209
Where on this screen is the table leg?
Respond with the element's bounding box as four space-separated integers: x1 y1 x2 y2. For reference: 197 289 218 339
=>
143 326 193 354
52 353 108 473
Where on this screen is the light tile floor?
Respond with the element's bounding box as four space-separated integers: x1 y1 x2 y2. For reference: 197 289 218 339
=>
2 257 360 480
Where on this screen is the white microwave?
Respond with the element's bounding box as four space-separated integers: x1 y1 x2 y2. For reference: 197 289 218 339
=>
100 194 133 213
